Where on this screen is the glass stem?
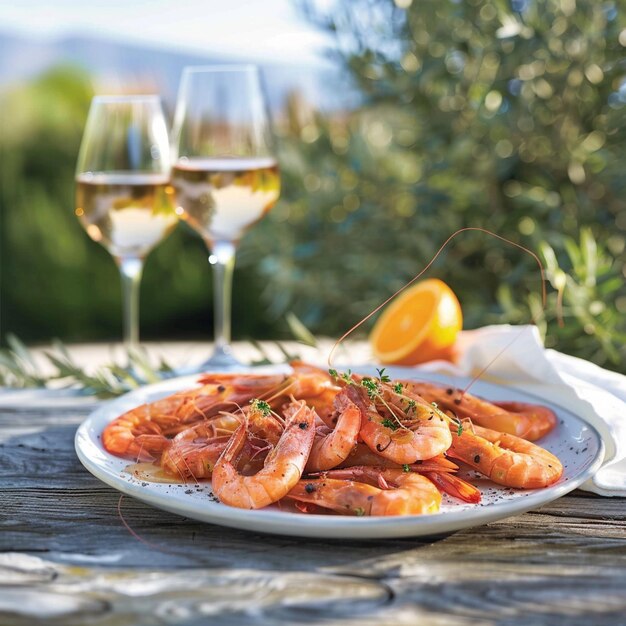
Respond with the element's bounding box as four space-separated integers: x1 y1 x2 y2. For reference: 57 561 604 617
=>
118 257 144 357
209 240 237 359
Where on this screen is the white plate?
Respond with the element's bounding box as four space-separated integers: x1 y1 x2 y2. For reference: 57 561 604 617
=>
75 366 604 539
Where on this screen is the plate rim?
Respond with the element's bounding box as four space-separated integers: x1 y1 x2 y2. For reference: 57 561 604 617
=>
74 366 606 538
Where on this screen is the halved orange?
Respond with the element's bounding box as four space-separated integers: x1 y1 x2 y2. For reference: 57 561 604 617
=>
370 278 462 365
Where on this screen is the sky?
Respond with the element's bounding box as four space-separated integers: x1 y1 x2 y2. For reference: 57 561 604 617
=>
0 0 333 66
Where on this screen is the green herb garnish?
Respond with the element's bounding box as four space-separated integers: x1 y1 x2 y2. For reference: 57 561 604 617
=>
361 377 379 399
376 367 391 383
338 369 354 385
355 507 365 517
393 382 403 394
250 399 271 416
402 464 411 473
381 418 399 431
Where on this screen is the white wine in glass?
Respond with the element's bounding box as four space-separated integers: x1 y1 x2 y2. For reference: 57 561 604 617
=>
75 96 176 356
170 157 279 242
171 66 280 369
75 172 176 258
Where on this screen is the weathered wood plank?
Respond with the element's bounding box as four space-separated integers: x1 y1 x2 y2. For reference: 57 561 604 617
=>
0 553 392 626
1 552 626 626
3 483 626 569
2 408 626 625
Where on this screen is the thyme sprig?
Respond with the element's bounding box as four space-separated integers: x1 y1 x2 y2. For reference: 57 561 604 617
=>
387 384 463 435
361 377 379 399
329 367 410 432
328 367 465 436
376 368 391 383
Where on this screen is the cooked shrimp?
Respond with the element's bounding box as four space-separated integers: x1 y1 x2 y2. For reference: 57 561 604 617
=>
161 403 284 480
211 400 316 509
161 430 230 480
197 372 287 389
337 443 458 471
101 412 171 461
348 384 452 464
102 375 287 461
405 382 557 441
274 363 340 426
299 388 342 428
492 401 558 441
447 424 563 488
162 430 272 481
305 389 361 472
324 458 478 503
101 362 565 515
287 467 441 516
202 364 341 423
337 443 403 469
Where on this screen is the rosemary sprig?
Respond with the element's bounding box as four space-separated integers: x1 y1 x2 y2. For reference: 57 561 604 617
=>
0 335 303 399
1 304 314 397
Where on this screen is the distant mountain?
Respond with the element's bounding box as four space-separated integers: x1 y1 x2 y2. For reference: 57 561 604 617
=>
0 31 357 112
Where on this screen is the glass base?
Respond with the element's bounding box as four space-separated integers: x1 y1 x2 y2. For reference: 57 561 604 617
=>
174 345 243 376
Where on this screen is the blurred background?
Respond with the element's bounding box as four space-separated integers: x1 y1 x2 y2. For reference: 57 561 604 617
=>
1 0 625 372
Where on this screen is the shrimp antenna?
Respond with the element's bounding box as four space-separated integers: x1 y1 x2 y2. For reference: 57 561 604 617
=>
327 227 547 380
117 496 180 557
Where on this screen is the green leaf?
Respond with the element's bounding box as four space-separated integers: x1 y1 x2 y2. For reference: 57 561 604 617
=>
285 312 318 347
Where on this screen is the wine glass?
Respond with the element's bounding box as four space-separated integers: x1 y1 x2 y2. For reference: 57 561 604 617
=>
170 65 280 370
75 95 176 359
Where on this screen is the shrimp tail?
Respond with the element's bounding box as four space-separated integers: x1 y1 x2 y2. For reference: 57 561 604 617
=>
424 471 482 504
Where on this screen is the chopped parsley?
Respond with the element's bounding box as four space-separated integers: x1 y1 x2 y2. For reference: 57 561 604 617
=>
402 464 411 473
328 368 338 378
393 382 403 394
381 418 399 431
354 507 365 517
250 399 271 416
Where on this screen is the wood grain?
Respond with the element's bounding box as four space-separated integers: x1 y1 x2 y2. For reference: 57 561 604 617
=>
1 409 625 625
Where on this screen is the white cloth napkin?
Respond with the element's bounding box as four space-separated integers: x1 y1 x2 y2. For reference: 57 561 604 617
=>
415 325 626 496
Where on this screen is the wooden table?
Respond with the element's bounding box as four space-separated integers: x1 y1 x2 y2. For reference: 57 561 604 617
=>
1 344 626 625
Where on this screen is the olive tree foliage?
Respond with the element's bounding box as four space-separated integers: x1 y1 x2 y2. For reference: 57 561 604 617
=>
250 0 626 369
